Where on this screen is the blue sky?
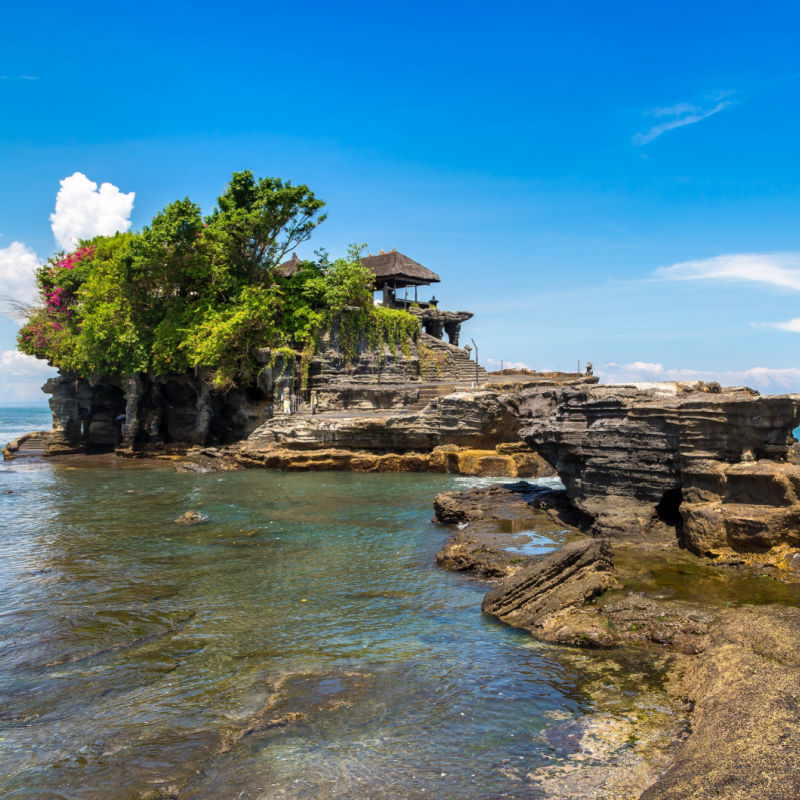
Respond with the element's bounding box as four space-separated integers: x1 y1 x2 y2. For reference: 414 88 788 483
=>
3 0 800 402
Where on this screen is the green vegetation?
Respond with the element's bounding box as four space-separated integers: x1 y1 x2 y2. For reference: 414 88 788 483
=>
18 171 420 389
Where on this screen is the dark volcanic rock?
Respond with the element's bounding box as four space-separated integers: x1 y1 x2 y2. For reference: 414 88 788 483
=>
433 480 585 528
517 382 800 554
481 538 616 644
433 481 587 578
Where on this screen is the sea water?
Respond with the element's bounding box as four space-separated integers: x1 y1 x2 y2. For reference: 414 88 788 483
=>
0 410 681 799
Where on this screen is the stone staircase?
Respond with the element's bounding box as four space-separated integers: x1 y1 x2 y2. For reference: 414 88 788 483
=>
418 333 488 386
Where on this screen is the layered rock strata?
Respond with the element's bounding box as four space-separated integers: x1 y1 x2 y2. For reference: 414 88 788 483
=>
241 391 519 454
433 481 580 576
517 382 800 555
481 538 617 644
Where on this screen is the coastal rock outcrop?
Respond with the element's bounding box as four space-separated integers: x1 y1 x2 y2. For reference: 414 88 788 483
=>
2 431 49 460
640 604 800 800
235 442 554 478
517 382 800 555
481 538 617 645
241 391 519 454
433 481 584 576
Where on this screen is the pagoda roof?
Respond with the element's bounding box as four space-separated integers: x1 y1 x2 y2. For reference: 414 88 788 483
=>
361 251 441 288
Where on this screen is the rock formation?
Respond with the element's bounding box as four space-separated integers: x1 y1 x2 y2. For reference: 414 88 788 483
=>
640 604 800 800
517 382 800 556
481 538 617 644
242 391 518 453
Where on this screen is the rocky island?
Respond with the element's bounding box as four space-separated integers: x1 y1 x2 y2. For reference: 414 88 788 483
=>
8 171 800 799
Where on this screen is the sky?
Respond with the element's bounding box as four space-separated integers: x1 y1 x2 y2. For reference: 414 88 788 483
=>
2 0 800 403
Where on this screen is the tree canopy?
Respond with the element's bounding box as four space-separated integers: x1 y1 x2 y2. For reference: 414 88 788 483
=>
18 171 418 389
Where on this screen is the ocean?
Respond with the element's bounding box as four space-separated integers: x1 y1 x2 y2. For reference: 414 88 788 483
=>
0 407 682 799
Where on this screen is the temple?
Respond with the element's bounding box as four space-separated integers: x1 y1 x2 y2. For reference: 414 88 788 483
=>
41 249 488 454
360 250 473 346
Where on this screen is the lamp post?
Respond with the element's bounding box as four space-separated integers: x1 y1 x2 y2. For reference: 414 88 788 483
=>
471 338 479 386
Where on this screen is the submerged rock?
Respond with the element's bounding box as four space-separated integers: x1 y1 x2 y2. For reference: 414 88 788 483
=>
173 511 208 526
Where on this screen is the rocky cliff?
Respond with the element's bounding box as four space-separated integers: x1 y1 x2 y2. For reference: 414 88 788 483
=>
517 382 800 556
39 318 489 456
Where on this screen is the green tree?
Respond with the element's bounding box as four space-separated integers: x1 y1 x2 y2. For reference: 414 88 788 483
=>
208 171 326 281
17 171 419 390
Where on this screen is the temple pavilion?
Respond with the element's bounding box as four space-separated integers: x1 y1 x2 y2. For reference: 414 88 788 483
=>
276 249 471 345
276 250 441 309
360 250 440 309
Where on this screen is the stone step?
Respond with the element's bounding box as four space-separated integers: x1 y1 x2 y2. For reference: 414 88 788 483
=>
419 334 488 384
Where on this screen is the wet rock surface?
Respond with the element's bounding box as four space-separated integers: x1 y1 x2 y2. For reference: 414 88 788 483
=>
481 538 617 644
173 510 208 526
236 441 554 478
641 605 800 800
2 431 49 460
433 481 589 577
434 479 800 799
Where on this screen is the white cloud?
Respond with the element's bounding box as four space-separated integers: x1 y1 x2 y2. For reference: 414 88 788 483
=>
596 361 800 394
0 350 53 377
50 172 135 250
0 350 55 404
486 357 536 371
633 94 735 145
767 318 800 332
0 240 41 317
655 252 800 292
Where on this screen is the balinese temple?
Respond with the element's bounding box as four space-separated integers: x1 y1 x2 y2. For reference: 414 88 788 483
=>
360 250 440 309
275 249 473 346
274 252 304 278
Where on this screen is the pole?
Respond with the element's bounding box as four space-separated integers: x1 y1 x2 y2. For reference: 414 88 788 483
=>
471 338 479 386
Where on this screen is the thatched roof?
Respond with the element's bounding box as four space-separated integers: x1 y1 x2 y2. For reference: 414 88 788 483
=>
361 251 441 288
275 252 303 278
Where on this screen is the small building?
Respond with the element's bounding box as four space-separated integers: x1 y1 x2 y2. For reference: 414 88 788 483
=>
274 252 304 278
360 250 440 309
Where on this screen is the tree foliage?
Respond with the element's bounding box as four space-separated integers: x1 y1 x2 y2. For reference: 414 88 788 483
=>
17 172 419 390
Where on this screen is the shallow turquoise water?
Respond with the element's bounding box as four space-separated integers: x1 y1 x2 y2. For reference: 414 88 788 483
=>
0 455 672 799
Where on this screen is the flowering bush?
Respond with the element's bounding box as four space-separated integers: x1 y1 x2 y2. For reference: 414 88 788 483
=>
17 171 418 387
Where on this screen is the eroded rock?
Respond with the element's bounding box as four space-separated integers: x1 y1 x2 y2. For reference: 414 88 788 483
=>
517 382 800 556
481 539 616 644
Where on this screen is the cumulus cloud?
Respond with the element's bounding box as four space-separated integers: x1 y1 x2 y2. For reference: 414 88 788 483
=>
0 240 41 316
655 251 800 291
595 361 800 394
633 93 735 145
0 350 55 403
50 172 134 250
0 349 53 377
